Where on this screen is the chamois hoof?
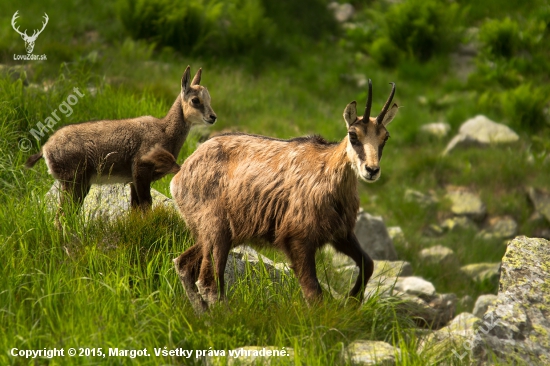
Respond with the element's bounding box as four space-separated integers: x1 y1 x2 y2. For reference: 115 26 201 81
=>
195 280 219 307
173 258 208 313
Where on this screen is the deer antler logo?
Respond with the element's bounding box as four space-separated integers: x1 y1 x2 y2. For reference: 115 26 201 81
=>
11 11 49 54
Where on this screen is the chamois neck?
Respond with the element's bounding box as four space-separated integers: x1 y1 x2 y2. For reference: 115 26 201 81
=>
324 138 357 188
164 95 190 132
163 95 191 155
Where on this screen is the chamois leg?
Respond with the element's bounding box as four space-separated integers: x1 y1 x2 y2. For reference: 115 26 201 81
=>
287 242 323 304
332 232 373 299
56 178 90 228
131 161 154 211
174 243 207 312
196 223 231 307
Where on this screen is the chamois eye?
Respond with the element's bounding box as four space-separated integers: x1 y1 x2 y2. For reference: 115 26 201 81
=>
192 97 200 105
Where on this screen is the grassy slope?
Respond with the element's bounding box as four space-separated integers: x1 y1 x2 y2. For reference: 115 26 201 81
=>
1 0 549 364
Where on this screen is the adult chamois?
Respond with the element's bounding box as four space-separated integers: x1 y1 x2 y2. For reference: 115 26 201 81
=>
26 66 216 226
171 81 398 312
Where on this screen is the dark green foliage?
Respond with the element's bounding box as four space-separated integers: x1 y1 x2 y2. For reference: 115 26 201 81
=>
370 37 400 68
385 0 462 61
116 0 336 63
501 84 550 132
478 17 519 59
341 0 463 67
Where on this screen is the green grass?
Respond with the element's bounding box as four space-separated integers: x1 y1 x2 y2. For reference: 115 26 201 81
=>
1 0 549 364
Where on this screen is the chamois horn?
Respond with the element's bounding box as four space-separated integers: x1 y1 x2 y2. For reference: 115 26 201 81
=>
362 79 373 121
376 82 396 125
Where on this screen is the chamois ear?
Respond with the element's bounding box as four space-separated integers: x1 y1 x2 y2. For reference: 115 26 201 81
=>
381 103 399 127
191 68 202 86
343 101 358 128
181 66 191 94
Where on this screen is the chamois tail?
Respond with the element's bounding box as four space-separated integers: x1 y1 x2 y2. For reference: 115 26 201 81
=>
25 152 43 168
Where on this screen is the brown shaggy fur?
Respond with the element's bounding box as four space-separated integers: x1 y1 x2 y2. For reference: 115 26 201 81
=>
171 81 398 312
25 66 215 225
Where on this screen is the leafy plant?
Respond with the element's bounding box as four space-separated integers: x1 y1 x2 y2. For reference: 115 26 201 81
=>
501 83 550 133
478 17 520 59
385 0 462 61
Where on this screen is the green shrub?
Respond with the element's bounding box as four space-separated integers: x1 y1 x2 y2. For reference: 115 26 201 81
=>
478 17 520 59
116 0 336 61
385 0 462 61
117 0 220 54
370 37 400 67
502 84 549 133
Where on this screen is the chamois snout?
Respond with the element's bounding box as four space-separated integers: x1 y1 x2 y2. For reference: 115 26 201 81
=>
205 113 217 124
364 165 380 181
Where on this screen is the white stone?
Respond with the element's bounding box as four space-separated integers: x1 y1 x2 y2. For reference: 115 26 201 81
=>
443 115 519 154
420 122 451 138
394 276 436 298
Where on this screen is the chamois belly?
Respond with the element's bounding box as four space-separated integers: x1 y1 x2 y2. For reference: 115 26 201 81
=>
90 174 132 185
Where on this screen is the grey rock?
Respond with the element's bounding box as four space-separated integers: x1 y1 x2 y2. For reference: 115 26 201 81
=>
394 276 436 299
404 189 439 207
398 293 457 329
440 216 477 232
328 2 355 23
45 182 176 221
460 262 501 283
355 212 398 260
470 236 550 365
472 294 498 319
346 340 400 365
418 312 481 355
420 122 451 138
326 260 412 295
527 187 550 224
477 216 518 240
363 278 456 329
445 187 486 221
419 245 460 268
224 246 291 293
443 115 519 155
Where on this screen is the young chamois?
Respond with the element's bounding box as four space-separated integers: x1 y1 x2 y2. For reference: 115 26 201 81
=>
171 80 398 311
25 66 216 224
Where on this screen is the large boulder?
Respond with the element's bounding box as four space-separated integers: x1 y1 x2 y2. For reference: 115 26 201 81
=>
470 236 550 365
443 115 519 155
345 340 400 365
355 211 398 260
45 182 175 221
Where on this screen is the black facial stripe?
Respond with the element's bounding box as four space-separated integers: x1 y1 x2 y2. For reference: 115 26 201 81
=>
378 141 386 161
